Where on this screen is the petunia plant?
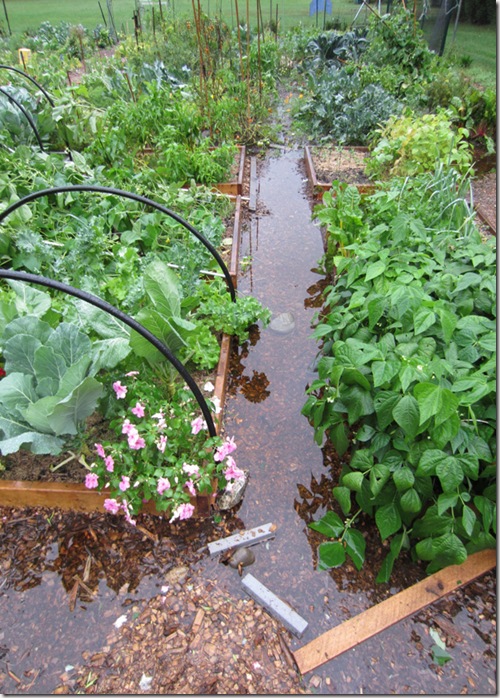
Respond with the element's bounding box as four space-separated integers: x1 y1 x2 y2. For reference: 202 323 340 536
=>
85 370 245 525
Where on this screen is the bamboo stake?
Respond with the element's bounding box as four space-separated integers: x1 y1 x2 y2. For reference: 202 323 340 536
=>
246 0 251 124
234 0 244 81
257 0 262 102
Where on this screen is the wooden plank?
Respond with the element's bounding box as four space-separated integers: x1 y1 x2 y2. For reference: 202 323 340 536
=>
293 548 496 675
229 194 242 288
248 156 258 212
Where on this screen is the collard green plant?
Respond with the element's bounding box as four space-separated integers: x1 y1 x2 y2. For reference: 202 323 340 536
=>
294 67 401 145
303 171 496 581
0 281 129 455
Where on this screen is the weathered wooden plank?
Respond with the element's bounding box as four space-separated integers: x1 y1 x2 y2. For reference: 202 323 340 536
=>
207 522 276 557
242 573 308 638
248 156 258 212
293 548 496 675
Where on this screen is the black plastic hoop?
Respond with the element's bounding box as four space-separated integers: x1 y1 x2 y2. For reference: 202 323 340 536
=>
0 65 55 106
0 85 45 150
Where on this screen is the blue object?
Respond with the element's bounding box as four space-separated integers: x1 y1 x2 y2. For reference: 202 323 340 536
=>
309 0 332 15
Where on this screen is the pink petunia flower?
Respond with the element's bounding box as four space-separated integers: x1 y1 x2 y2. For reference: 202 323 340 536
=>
121 500 136 526
214 435 237 462
122 418 133 435
104 455 115 472
182 463 200 477
131 401 145 418
156 435 168 453
223 455 245 482
157 477 171 495
191 416 207 435
169 503 195 523
112 381 127 399
95 443 105 458
85 472 99 489
185 479 196 497
152 410 166 430
126 426 146 450
125 371 140 377
119 475 130 492
104 498 121 514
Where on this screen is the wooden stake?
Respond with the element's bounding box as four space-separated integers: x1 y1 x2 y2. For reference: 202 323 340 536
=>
293 549 496 675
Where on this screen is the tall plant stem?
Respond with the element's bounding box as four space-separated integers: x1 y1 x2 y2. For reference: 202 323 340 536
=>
192 0 207 116
256 0 262 102
246 0 251 124
234 0 244 81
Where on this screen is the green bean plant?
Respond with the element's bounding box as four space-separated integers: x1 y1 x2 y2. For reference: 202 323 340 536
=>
303 169 496 581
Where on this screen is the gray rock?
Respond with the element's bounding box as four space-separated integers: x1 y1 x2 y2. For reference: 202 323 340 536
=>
269 311 295 335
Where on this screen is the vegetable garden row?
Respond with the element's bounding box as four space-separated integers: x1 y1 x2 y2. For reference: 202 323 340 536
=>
0 5 496 585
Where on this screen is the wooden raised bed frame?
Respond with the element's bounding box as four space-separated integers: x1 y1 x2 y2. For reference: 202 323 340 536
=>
0 194 243 515
304 145 375 201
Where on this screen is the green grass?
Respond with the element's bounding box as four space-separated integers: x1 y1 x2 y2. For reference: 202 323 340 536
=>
443 24 496 90
1 0 137 35
1 0 370 36
1 0 495 87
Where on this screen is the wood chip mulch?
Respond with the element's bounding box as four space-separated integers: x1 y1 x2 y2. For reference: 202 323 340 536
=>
60 571 310 695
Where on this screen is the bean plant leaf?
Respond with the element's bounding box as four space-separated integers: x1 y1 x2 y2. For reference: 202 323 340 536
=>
333 486 352 515
376 502 402 541
342 471 364 492
393 466 415 492
399 488 421 514
413 307 436 335
414 383 459 426
462 505 477 537
415 449 446 476
437 492 458 516
365 260 386 281
309 511 344 538
317 541 346 570
436 456 464 492
344 529 366 570
392 395 420 439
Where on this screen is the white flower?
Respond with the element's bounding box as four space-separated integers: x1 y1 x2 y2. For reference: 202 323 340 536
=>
203 381 215 392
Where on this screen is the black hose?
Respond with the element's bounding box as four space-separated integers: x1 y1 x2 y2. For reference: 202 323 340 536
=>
0 268 218 437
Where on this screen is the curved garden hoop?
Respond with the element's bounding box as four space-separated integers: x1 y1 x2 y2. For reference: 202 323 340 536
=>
0 268 218 437
0 184 236 301
0 85 45 150
0 64 55 106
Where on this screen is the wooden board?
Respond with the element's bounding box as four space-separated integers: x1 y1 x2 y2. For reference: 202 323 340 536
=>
293 548 496 675
248 156 258 212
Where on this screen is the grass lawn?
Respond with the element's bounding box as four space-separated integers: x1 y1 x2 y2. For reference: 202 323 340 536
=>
2 0 495 86
1 0 137 35
444 23 497 90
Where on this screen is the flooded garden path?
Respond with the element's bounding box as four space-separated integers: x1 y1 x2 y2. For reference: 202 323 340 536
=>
0 146 495 695
208 145 496 693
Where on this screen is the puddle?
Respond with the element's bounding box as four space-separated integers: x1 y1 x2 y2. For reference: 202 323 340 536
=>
0 147 495 695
